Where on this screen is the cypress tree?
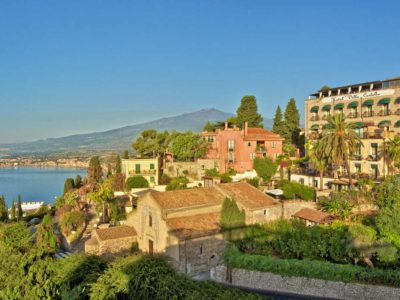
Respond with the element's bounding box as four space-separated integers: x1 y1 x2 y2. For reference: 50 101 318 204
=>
17 194 23 220
10 200 16 221
87 156 103 184
115 155 122 174
282 98 300 145
63 178 75 195
74 175 83 189
0 195 7 222
272 105 284 136
236 95 263 128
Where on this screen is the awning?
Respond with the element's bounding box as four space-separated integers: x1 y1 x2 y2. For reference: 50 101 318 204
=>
322 105 331 111
310 124 319 130
378 120 391 128
323 123 334 129
310 106 319 113
395 120 400 127
334 103 344 110
363 100 374 106
353 122 364 129
396 97 400 104
348 101 359 108
378 98 390 105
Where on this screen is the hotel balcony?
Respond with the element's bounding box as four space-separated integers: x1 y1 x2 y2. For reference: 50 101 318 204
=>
366 154 380 162
362 111 375 118
377 110 392 117
352 154 362 161
347 112 359 119
362 132 384 139
128 169 157 175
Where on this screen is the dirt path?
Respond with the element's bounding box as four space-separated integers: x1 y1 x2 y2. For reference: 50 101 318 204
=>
73 206 98 252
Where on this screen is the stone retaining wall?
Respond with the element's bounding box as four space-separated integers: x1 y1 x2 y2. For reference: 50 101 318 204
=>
212 265 400 300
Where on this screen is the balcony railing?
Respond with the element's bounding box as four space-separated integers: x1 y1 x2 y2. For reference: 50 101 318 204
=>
128 169 157 175
256 145 266 152
347 112 359 119
363 132 384 139
366 154 380 162
352 154 362 161
377 110 392 116
362 111 375 118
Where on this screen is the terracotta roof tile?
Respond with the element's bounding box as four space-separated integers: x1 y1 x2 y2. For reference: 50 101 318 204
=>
245 128 284 141
215 182 280 210
166 212 221 240
294 208 333 223
150 188 225 210
95 225 137 241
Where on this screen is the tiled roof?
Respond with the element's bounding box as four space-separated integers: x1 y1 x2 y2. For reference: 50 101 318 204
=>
150 188 225 210
95 225 137 241
166 212 221 239
215 182 280 210
244 128 284 141
293 208 332 223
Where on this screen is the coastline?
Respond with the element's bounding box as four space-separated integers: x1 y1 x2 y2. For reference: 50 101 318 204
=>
0 158 88 169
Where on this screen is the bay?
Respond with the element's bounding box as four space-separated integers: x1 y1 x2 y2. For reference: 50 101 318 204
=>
0 167 86 206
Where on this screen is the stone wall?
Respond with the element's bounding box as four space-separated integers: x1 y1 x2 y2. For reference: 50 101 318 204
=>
97 236 137 258
282 200 317 219
177 234 226 276
164 159 217 180
212 265 400 300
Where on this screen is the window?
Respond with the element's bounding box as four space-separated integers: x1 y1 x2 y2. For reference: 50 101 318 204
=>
355 163 361 173
247 142 251 147
271 141 276 148
250 153 256 160
135 164 141 174
199 246 203 255
207 136 215 143
313 180 318 188
228 140 234 150
299 178 305 185
150 176 155 183
150 163 155 170
228 151 234 163
263 209 266 215
149 214 152 227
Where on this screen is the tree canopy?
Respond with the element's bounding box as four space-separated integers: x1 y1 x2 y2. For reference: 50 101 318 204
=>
282 98 300 145
272 105 284 136
170 132 207 161
132 129 172 158
236 95 263 128
87 156 103 184
253 157 277 182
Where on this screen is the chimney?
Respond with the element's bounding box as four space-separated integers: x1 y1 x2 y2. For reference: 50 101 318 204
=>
244 122 248 135
224 122 228 130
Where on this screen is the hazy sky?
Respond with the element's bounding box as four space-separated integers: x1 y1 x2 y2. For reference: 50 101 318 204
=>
1 1 399 143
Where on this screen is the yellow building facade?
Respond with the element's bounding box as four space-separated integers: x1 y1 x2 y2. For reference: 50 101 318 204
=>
121 157 162 186
305 77 400 179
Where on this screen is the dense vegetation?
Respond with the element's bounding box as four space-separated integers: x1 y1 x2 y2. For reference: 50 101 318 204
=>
277 180 315 201
124 175 149 190
0 222 264 299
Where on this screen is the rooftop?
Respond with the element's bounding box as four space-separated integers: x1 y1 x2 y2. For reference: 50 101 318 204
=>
95 225 137 241
293 208 333 224
244 128 284 141
166 212 221 239
216 182 280 210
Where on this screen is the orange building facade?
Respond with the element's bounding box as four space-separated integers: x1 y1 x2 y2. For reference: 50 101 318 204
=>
202 122 284 173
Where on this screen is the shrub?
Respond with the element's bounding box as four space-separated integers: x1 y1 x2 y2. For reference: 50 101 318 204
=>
253 157 277 182
125 176 149 190
224 244 400 287
221 198 245 230
60 211 85 236
166 176 189 191
159 173 172 185
130 241 139 254
280 181 315 200
247 177 259 188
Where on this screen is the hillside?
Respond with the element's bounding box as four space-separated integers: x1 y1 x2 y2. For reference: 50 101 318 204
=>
0 109 273 156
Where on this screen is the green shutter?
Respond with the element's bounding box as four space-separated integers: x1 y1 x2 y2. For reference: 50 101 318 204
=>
310 124 319 130
334 103 344 110
310 106 319 112
322 105 331 111
363 99 374 106
353 122 364 129
323 123 334 129
150 163 155 170
378 120 391 128
150 176 155 183
378 98 390 105
395 97 400 104
135 164 141 173
348 101 359 108
395 120 400 127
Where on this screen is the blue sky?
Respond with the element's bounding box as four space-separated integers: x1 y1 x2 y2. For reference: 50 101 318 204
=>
0 1 399 143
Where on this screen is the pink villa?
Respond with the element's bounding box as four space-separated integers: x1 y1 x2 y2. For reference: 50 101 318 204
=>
202 122 284 173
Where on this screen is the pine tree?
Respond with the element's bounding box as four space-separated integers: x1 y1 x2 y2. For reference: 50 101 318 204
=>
115 155 122 174
122 150 129 159
10 200 16 221
236 95 263 128
17 194 23 220
272 105 284 136
282 98 300 145
87 156 103 184
74 175 83 189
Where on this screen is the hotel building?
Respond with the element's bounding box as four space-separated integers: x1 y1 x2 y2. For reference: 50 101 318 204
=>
305 77 400 180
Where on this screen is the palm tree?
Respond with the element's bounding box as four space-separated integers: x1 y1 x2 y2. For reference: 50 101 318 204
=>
310 141 328 191
383 135 400 175
317 113 362 188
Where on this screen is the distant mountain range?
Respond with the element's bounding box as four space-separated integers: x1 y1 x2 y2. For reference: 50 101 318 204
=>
0 108 273 157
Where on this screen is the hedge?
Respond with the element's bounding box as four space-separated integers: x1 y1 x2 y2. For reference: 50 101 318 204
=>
280 181 315 200
224 245 400 287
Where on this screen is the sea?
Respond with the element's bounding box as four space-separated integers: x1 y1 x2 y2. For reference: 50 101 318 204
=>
0 167 86 206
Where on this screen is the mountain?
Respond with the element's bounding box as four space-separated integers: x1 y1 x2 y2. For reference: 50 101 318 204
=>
0 108 274 157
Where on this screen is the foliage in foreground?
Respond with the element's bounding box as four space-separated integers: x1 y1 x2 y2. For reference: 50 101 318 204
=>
278 180 315 200
90 254 264 300
224 244 400 287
